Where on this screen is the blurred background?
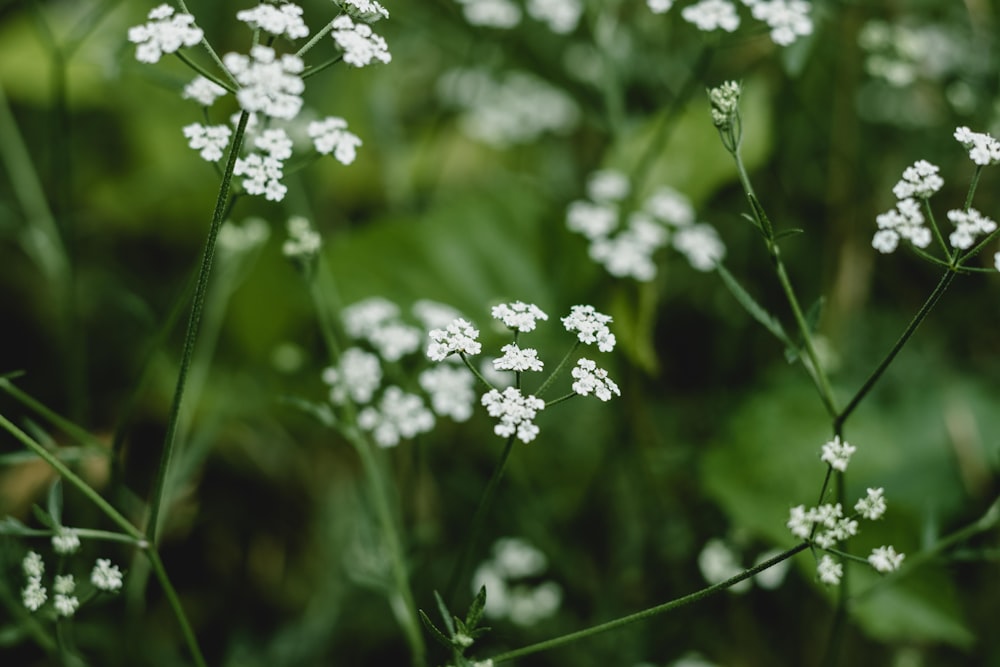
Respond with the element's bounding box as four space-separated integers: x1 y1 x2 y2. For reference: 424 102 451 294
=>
1 0 999 665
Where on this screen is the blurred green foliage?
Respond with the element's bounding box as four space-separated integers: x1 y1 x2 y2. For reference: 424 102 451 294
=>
1 0 999 666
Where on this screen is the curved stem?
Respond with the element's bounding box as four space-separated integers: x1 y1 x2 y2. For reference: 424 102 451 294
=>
145 549 208 667
834 269 956 431
489 542 809 664
146 110 250 544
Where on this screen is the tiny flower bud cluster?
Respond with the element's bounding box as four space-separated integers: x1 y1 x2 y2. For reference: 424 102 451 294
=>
21 549 124 617
331 15 392 67
650 0 812 46
946 208 997 251
127 5 203 64
566 172 724 280
872 190 932 254
236 3 310 39
820 435 856 472
708 80 741 132
472 537 562 626
954 126 1000 166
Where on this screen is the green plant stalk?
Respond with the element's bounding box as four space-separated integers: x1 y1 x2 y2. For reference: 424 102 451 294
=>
733 149 839 417
146 110 251 544
489 542 809 664
820 468 849 667
0 379 106 452
834 268 956 431
346 428 427 667
145 548 209 667
443 435 517 604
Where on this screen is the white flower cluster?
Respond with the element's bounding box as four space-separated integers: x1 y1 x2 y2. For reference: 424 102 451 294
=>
282 215 323 260
872 164 936 254
21 550 124 618
649 0 812 46
453 0 582 33
570 358 620 401
786 440 903 586
428 318 484 361
331 15 392 67
130 3 380 203
561 304 617 352
236 3 310 39
858 21 966 90
947 208 997 251
891 159 944 200
437 68 580 148
954 126 1000 166
321 299 480 446
472 537 563 626
567 171 724 280
482 387 546 442
127 4 203 64
492 301 549 332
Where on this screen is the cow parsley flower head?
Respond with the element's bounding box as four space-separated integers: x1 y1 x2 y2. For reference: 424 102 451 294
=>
820 436 856 472
282 216 322 259
571 358 620 401
682 0 740 33
183 123 232 162
817 554 843 585
128 4 203 64
343 0 390 22
456 0 523 28
22 576 46 611
587 170 630 203
854 487 887 520
308 117 362 165
91 559 124 592
673 223 726 271
561 305 616 351
526 0 583 34
52 528 81 555
947 208 997 250
234 153 287 201
492 301 549 332
481 387 546 443
237 3 310 39
331 15 391 67
868 545 905 573
323 347 382 405
872 197 931 253
23 551 44 578
223 45 305 120
892 160 943 199
183 76 227 107
428 318 483 360
954 126 1000 166
748 0 813 46
647 0 674 14
419 365 477 421
357 386 435 446
493 343 545 372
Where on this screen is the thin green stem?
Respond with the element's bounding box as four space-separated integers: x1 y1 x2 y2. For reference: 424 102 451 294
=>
175 0 240 89
834 269 956 432
302 54 345 80
145 549 209 667
146 110 251 544
346 428 427 667
534 341 580 398
174 50 237 93
489 542 809 664
296 18 336 58
0 379 106 452
443 435 518 605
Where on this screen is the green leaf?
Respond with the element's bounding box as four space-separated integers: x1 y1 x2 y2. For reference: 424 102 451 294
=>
715 263 794 348
30 504 56 531
434 590 456 636
418 609 452 650
46 477 63 526
465 585 488 630
774 228 805 241
747 194 774 241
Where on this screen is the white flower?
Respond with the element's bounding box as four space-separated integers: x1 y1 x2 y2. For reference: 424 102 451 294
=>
567 200 619 240
820 436 856 472
587 169 631 202
283 215 322 259
54 593 79 618
427 318 482 360
127 4 203 64
237 3 310 39
23 551 44 578
786 504 812 539
343 0 390 21
873 197 931 253
508 581 563 626
491 301 549 332
647 0 674 14
343 297 400 339
526 0 583 34
53 574 75 595
331 15 391 67
748 0 813 46
413 300 464 330
994 251 1000 272
815 516 858 549
22 576 46 611
223 45 305 120
52 528 81 555
947 208 996 250
91 559 124 592
493 537 548 578
419 365 476 421
891 160 944 199
855 487 887 520
681 0 740 32
817 554 843 586
868 545 905 573
183 123 232 162
233 153 287 201
219 217 271 255
645 187 695 226
954 126 1000 166
308 117 362 165
590 226 660 281
369 322 423 361
872 229 899 254
493 343 545 372
357 386 435 447
673 223 725 271
571 358 620 401
255 128 294 160
323 347 382 405
562 305 616 351
698 539 750 592
457 0 522 28
481 387 546 443
182 76 227 107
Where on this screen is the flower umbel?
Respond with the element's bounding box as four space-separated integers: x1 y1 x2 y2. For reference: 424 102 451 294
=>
820 435 856 472
427 318 483 361
127 4 203 64
481 387 546 443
